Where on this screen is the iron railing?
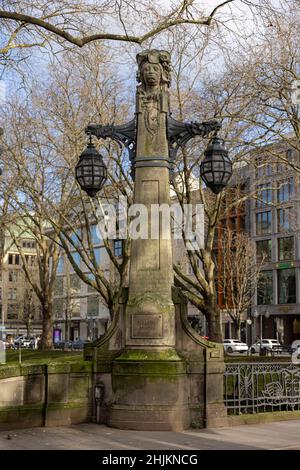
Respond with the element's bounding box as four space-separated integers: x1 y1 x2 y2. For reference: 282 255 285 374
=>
224 362 300 415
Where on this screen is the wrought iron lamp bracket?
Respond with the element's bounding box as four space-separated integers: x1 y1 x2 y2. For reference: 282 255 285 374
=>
85 116 221 182
167 115 221 162
85 118 137 173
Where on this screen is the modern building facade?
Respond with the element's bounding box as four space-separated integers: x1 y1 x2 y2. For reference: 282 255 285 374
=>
249 143 300 345
0 231 41 339
51 226 124 342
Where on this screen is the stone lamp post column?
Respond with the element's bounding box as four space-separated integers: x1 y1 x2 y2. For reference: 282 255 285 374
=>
126 50 175 350
83 50 228 431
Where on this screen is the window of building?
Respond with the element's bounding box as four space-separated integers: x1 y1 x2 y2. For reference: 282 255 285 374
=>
54 278 64 296
277 177 294 203
0 288 2 301
114 240 123 257
286 149 293 161
278 268 296 304
256 240 272 262
277 207 292 232
53 299 62 319
70 252 81 271
278 237 294 261
25 255 36 266
8 288 17 300
93 248 101 265
8 253 20 265
256 211 272 235
256 183 272 208
70 274 81 294
57 256 64 274
87 273 96 293
255 159 272 178
8 270 18 282
22 240 36 249
257 270 273 305
7 304 18 319
70 229 81 246
90 225 101 245
87 296 99 317
69 297 81 317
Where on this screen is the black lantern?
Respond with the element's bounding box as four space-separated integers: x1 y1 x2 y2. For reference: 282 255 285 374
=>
75 135 107 197
200 137 232 194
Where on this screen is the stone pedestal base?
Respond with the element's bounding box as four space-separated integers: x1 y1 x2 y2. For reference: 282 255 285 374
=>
108 349 189 431
86 287 228 430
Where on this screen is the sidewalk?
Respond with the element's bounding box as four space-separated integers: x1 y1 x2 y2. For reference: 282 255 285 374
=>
0 420 300 450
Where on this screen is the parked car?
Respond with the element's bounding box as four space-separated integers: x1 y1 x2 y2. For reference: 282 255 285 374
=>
72 338 89 350
223 339 249 354
13 336 32 348
53 340 73 350
250 339 283 354
290 342 300 354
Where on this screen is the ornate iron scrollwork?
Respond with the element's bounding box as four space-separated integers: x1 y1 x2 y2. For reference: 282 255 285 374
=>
86 115 220 181
167 116 221 161
86 118 136 178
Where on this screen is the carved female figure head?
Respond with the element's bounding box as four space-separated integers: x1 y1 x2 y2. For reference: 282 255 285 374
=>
136 50 171 89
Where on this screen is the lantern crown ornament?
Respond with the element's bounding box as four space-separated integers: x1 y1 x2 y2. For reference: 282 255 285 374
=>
200 137 232 194
75 134 107 197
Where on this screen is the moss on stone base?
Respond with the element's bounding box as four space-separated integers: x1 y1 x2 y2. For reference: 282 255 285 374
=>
116 349 183 362
112 349 186 378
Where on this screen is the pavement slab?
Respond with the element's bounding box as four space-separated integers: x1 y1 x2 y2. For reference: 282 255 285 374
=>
0 420 300 450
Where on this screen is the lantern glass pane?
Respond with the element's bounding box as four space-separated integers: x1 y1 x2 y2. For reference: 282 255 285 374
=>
205 173 213 182
214 172 223 182
214 161 224 170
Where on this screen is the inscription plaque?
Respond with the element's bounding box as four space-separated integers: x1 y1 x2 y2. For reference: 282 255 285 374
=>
132 314 163 338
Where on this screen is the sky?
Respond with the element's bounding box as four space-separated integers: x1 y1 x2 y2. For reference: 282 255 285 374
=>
0 1 281 124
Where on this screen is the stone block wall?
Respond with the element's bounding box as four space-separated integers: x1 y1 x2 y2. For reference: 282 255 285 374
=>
0 362 93 431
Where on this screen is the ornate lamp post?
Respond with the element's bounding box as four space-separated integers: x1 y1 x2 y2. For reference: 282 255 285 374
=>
77 50 232 431
75 134 107 197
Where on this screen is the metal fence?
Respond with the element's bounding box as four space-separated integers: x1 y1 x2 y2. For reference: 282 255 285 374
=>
224 362 300 415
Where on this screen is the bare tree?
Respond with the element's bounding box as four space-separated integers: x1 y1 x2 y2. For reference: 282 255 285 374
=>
218 229 263 339
1 44 133 345
21 279 38 339
167 31 261 342
0 0 242 56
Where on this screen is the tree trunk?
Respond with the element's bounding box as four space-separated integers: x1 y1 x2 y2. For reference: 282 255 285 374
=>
40 302 53 350
205 302 223 343
65 311 69 341
233 321 241 340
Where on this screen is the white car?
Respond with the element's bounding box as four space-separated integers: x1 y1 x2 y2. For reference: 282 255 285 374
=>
250 339 283 354
13 336 32 348
223 339 249 354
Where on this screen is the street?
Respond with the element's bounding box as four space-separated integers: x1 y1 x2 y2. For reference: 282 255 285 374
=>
0 420 299 450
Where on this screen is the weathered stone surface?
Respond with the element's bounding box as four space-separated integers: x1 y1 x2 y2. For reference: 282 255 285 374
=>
0 366 93 431
82 51 228 431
